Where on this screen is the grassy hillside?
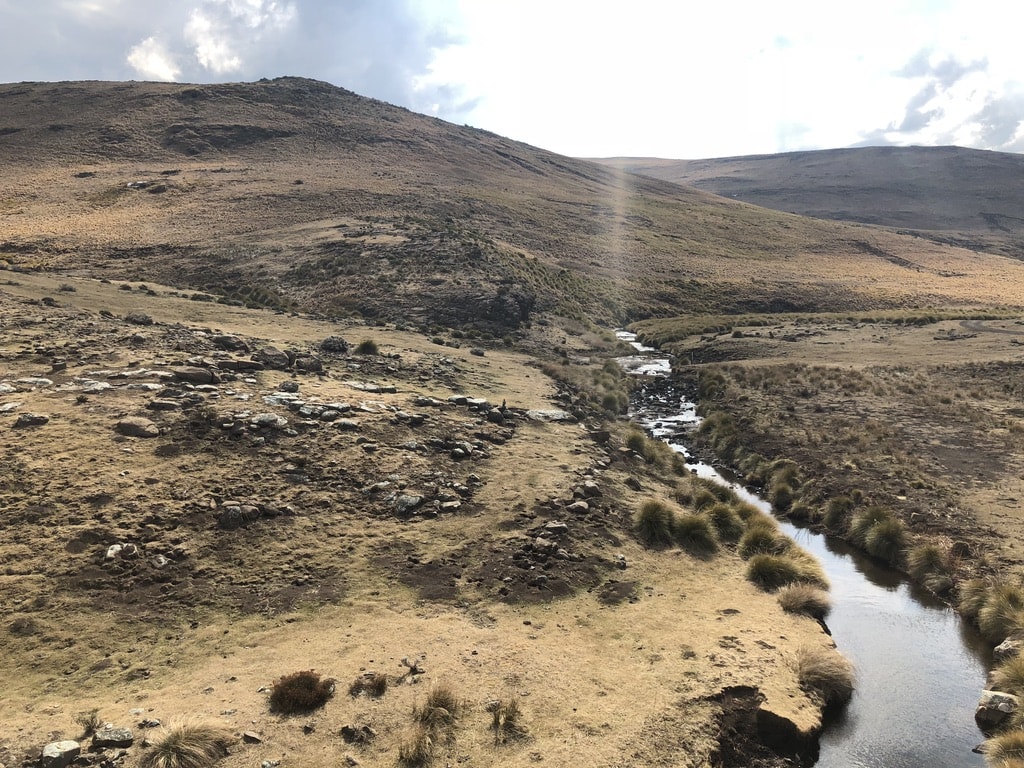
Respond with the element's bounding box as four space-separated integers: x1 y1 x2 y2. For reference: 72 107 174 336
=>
4 79 1024 334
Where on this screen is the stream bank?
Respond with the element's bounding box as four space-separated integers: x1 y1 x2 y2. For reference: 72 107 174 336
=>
618 332 991 767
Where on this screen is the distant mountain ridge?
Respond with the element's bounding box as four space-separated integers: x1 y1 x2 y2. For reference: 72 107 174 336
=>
592 146 1024 260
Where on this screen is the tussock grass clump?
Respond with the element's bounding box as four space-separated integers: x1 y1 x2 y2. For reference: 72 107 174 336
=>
355 339 379 355
978 584 1024 645
706 503 745 543
794 646 854 708
690 488 719 512
635 499 675 548
863 517 905 565
778 584 832 620
732 501 763 521
747 554 810 591
398 724 434 766
959 578 992 622
138 722 232 768
907 543 954 594
848 506 891 548
769 482 795 512
488 697 527 744
414 682 461 729
738 517 788 559
991 655 1024 697
672 514 719 556
823 496 854 531
75 708 102 737
269 670 335 714
985 728 1024 766
349 671 388 698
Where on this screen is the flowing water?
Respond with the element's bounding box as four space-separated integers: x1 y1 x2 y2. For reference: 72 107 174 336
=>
616 332 991 767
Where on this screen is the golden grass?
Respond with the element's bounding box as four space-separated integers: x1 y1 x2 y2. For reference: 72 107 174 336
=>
138 722 232 768
794 646 854 708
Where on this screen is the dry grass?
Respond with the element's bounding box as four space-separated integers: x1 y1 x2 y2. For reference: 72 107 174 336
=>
414 681 461 729
74 708 101 738
672 514 719 556
138 722 232 768
746 553 828 592
635 499 676 548
348 671 388 698
794 646 855 708
986 729 1024 767
489 697 528 744
979 585 1024 645
991 655 1024 697
777 584 832 620
398 724 434 766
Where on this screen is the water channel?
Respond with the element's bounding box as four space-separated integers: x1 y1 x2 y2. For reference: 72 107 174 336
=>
616 331 991 767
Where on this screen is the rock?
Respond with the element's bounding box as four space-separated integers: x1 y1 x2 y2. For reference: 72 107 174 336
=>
242 731 263 744
211 334 249 352
92 727 134 748
14 377 53 389
566 500 590 514
278 380 300 393
0 401 23 413
146 399 180 411
219 504 262 529
579 481 602 498
106 544 124 559
320 336 349 354
124 312 154 326
394 494 424 515
995 633 1024 662
344 753 360 766
486 408 505 424
625 476 643 491
40 740 80 768
173 366 220 384
116 417 160 438
294 355 323 373
250 413 288 430
13 412 49 428
470 347 485 356
543 521 569 535
525 409 574 422
335 418 359 430
977 690 1019 729
254 346 291 370
339 724 376 744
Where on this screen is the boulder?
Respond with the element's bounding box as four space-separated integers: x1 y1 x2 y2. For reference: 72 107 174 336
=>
211 334 249 352
115 417 160 438
977 690 1019 729
319 336 349 354
294 355 323 373
394 494 424 515
124 312 154 326
40 741 80 768
13 412 49 428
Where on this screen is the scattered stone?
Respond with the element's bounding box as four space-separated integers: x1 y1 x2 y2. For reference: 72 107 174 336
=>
173 366 220 384
211 334 249 352
0 401 22 413
339 724 377 744
124 313 154 326
146 399 180 411
14 377 53 389
319 336 349 354
92 727 134 749
242 731 263 744
254 346 291 370
294 355 323 373
278 380 300 393
344 753 360 766
976 690 1019 729
138 718 161 728
394 494 424 515
40 740 80 768
566 500 590 514
995 633 1024 662
525 409 574 422
250 413 288 430
625 477 643 491
470 347 485 356
116 417 160 438
13 412 49 428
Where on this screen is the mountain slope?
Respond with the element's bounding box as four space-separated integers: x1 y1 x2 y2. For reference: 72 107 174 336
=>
593 146 1024 260
3 79 1024 328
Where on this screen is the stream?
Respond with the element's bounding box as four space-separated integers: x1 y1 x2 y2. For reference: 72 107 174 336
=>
616 332 991 767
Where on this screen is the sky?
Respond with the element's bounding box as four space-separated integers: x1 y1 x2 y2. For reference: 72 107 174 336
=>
2 0 1023 159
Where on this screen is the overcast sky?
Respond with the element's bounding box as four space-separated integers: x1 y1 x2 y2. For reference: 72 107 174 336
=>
2 0 1022 159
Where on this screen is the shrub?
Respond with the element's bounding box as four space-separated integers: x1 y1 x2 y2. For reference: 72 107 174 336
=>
355 339 379 355
732 501 762 521
794 646 854 708
992 655 1024 697
138 722 232 768
398 724 434 766
269 670 335 714
74 708 101 737
978 584 1024 645
706 503 745 543
864 518 905 564
489 697 527 743
349 671 388 697
672 514 719 556
769 482 795 512
777 584 832 620
635 499 675 548
986 728 1024 766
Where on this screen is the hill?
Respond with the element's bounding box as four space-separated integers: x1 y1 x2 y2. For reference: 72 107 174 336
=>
4 79 1024 331
592 146 1024 260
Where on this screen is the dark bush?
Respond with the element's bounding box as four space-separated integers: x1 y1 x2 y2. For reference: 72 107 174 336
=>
269 670 335 714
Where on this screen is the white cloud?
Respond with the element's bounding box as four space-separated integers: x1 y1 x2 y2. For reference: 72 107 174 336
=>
184 0 296 74
126 36 180 81
185 10 242 73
